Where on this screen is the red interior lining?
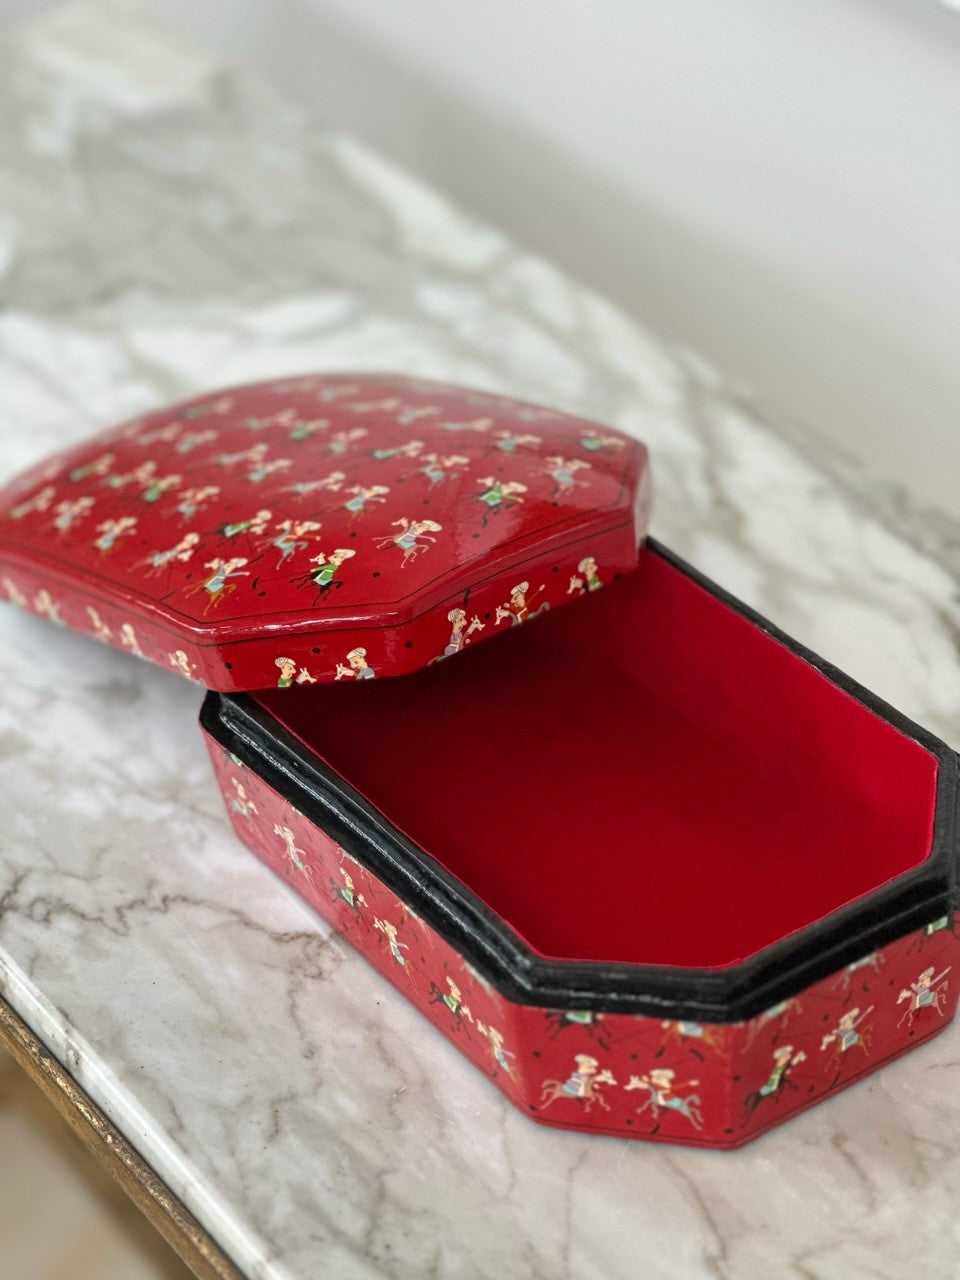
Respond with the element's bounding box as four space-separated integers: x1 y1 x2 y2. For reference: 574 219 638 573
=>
253 548 938 968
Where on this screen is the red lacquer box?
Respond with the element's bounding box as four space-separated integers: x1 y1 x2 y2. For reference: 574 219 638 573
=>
1 373 957 1149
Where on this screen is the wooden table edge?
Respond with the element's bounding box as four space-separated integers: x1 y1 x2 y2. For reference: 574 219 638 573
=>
0 993 246 1280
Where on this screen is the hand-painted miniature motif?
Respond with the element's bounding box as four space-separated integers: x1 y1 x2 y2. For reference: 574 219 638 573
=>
428 977 474 1030
241 408 300 433
510 405 558 423
544 1009 609 1049
309 381 359 402
540 1055 617 1114
433 607 484 661
335 647 375 681
908 916 956 953
395 405 439 426
495 581 548 627
183 395 233 419
297 547 356 597
229 778 259 819
33 589 62 624
438 417 492 433
546 456 591 495
94 517 137 552
374 918 413 980
475 476 526 524
247 455 291 484
245 409 305 437
626 1069 704 1130
343 485 389 513
742 1045 807 1121
185 558 249 612
832 950 883 993
327 428 368 455
119 623 143 657
86 607 112 643
579 431 627 453
331 867 366 916
52 496 95 533
68 452 115 482
417 454 468 486
217 444 290 483
288 419 329 442
173 486 220 519
142 472 182 503
349 396 404 415
103 461 180 502
217 443 266 468
219 510 272 539
286 471 345 497
274 657 317 688
658 1020 727 1059
743 997 803 1047
1 576 27 607
568 555 603 596
168 650 198 679
130 422 180 447
173 429 218 454
820 1006 873 1063
925 915 952 936
375 517 442 566
493 430 541 453
10 485 57 520
371 440 423 461
141 532 199 574
476 1022 517 1079
268 519 322 567
273 822 312 881
898 966 951 1026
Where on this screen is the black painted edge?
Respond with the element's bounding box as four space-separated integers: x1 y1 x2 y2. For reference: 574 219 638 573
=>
199 539 960 1023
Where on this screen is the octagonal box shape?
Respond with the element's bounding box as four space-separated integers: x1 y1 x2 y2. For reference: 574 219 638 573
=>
1 373 957 1149
202 542 960 1148
0 372 648 689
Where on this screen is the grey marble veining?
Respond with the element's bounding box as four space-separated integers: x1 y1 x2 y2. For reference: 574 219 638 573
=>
1 4 959 1278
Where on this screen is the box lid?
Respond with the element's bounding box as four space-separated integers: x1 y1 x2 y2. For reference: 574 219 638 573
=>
0 373 650 690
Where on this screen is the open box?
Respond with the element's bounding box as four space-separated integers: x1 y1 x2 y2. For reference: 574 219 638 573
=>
1 373 957 1148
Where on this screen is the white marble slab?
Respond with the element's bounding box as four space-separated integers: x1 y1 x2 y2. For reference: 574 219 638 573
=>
1 4 959 1278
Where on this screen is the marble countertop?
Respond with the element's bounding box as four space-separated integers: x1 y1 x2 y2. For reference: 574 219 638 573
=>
1 4 959 1278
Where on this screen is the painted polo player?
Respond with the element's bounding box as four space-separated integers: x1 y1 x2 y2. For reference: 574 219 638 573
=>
540 1054 617 1115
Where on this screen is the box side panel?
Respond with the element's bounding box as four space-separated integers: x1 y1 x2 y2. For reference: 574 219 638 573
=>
0 558 210 683
204 734 960 1149
1 518 636 691
732 914 960 1144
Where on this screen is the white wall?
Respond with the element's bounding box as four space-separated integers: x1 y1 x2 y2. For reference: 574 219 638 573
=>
7 0 960 512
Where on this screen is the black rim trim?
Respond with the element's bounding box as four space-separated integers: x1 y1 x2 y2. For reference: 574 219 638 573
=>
199 539 959 1023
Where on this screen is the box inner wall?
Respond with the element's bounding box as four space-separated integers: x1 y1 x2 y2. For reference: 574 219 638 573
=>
253 549 938 968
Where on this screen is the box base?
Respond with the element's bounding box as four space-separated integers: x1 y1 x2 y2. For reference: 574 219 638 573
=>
204 731 960 1149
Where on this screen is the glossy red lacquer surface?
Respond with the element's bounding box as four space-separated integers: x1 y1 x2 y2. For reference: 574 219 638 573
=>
206 738 958 1148
252 549 940 969
0 373 648 689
